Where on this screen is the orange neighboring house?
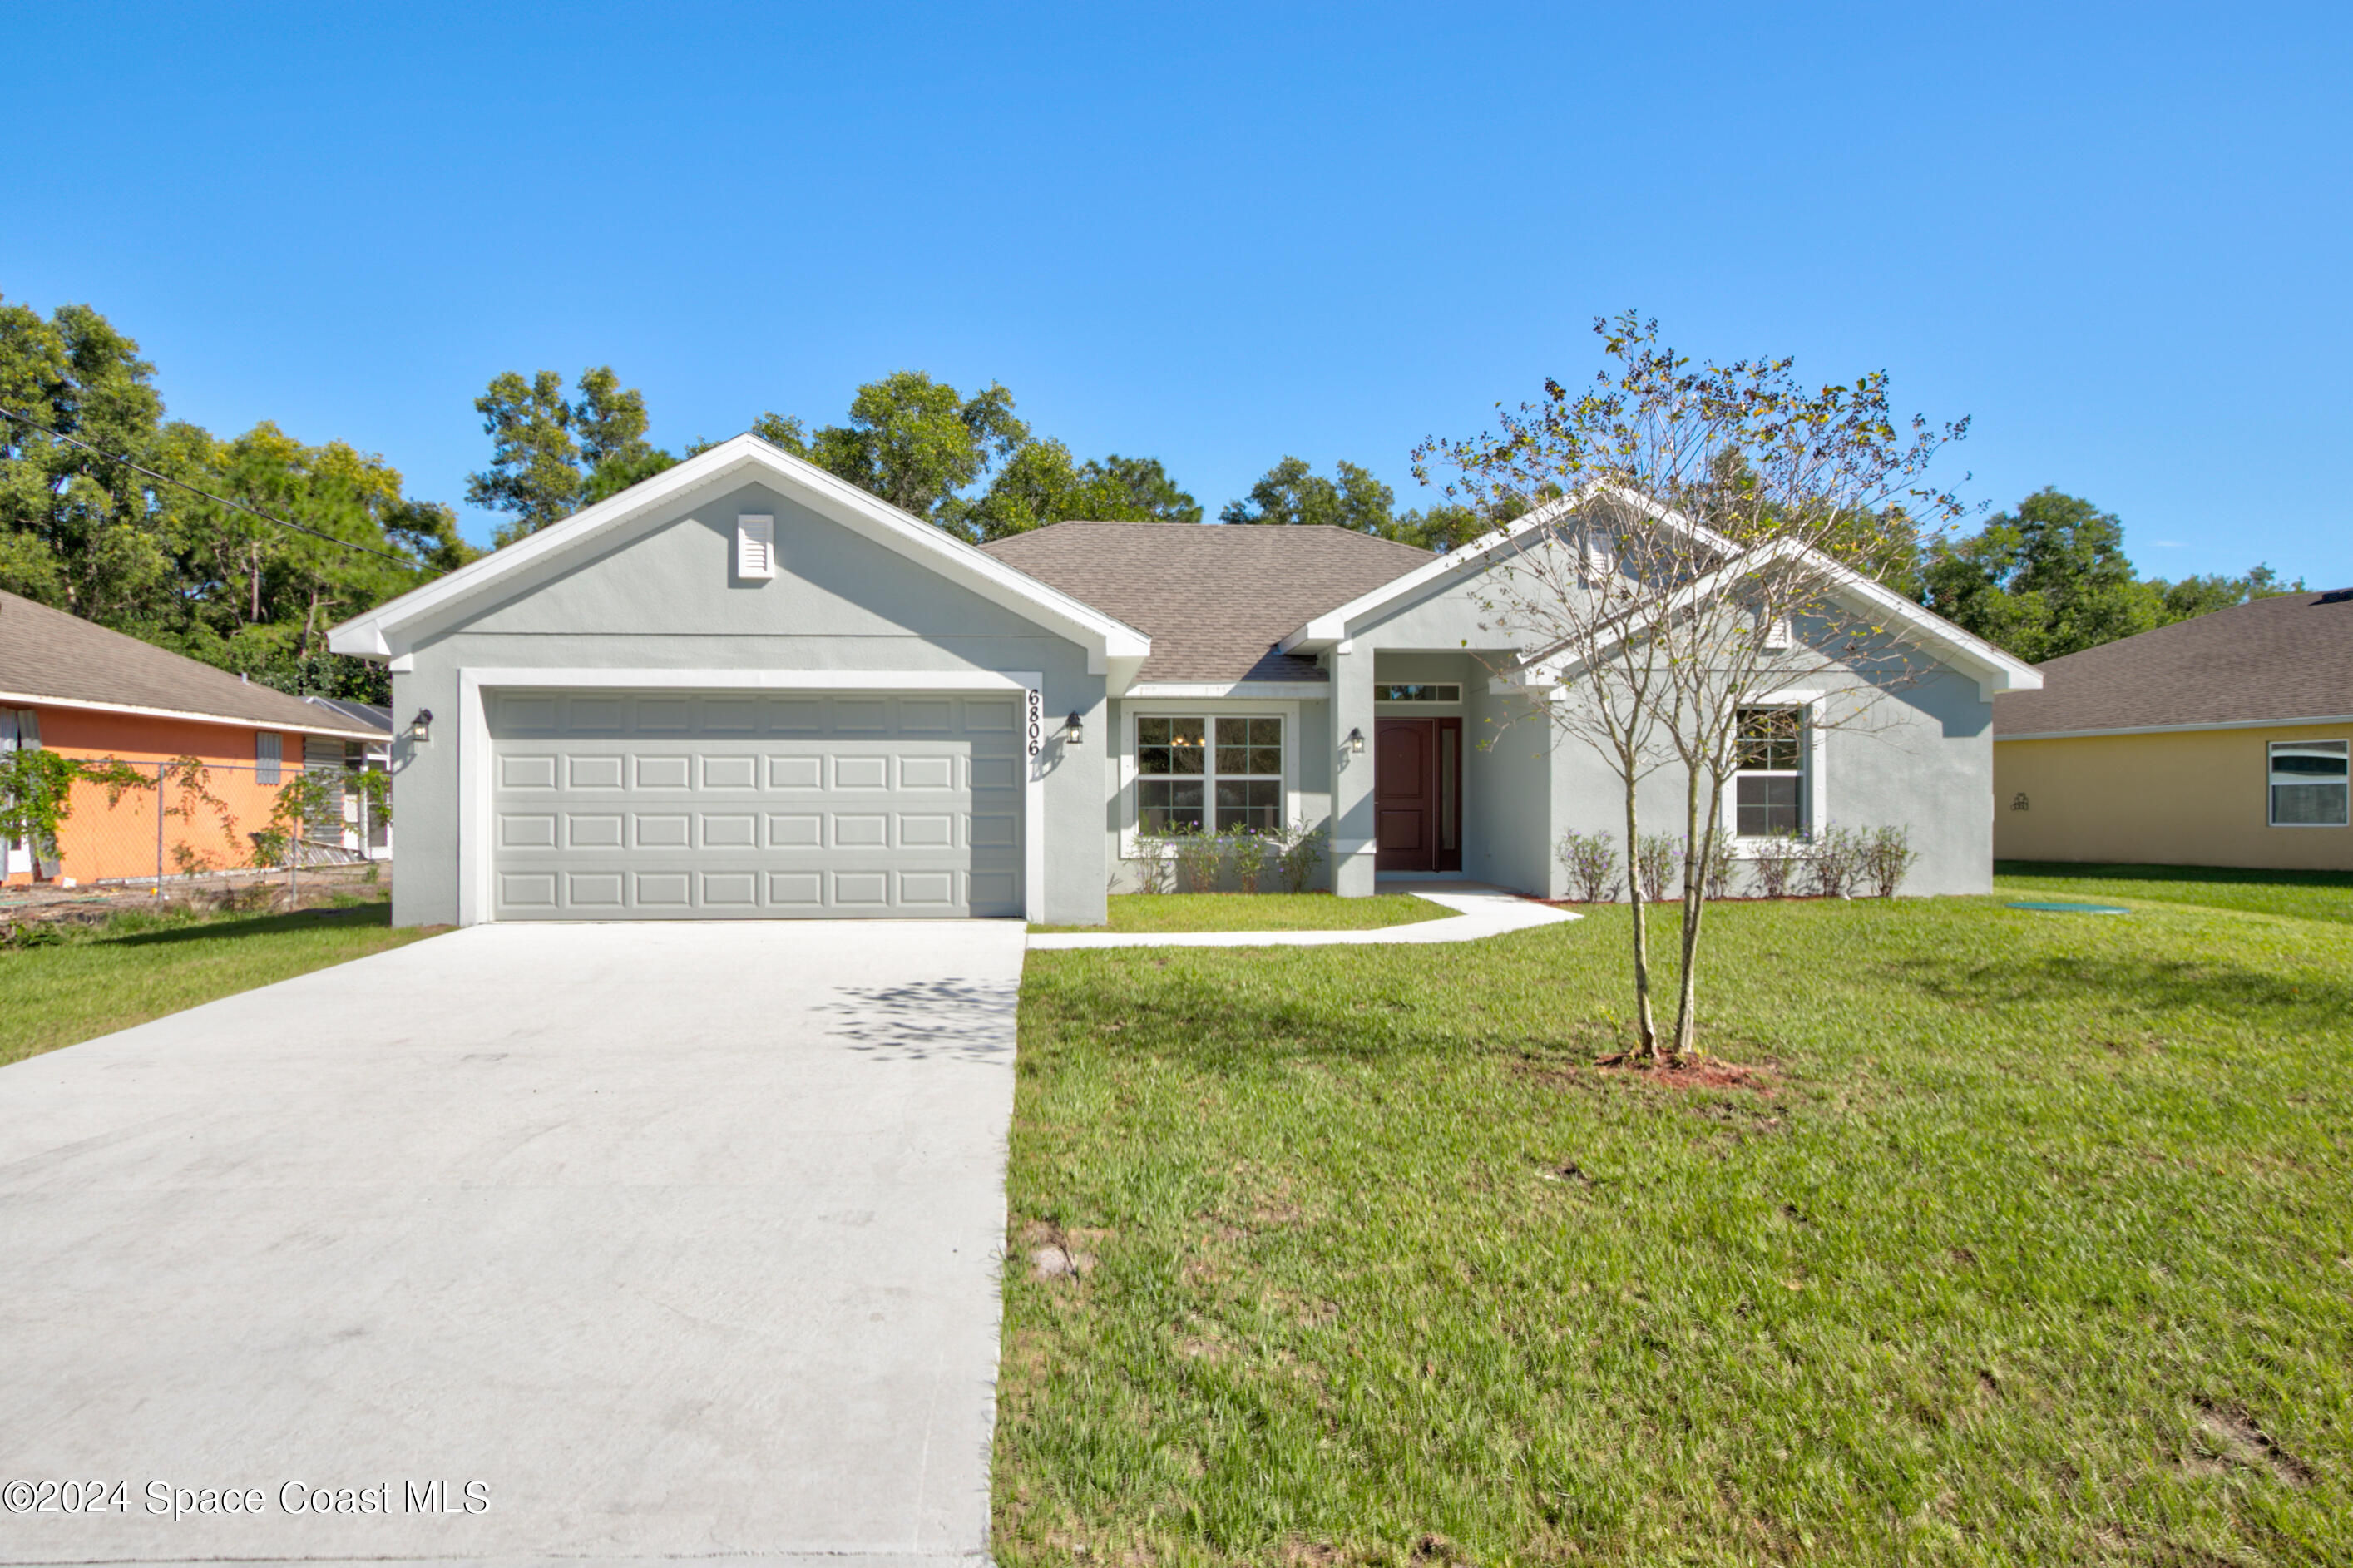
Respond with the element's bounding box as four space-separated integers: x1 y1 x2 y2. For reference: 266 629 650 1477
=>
0 588 387 888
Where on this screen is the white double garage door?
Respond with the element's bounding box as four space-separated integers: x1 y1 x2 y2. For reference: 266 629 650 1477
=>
490 687 1026 920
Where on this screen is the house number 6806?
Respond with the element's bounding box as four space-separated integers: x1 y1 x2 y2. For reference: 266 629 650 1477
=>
1026 690 1042 758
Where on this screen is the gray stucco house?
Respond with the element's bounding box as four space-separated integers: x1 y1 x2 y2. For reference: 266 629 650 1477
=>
329 435 2039 927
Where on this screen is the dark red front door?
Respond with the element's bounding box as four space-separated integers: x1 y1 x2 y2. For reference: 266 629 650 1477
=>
1375 718 1461 873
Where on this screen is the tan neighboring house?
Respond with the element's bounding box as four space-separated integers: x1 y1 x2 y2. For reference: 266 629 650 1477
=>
1994 589 2353 869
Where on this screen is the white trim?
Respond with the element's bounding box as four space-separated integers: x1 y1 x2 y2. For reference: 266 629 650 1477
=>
2000 714 2353 742
452 669 1034 693
1515 534 2041 700
329 434 1150 676
1020 678 1046 921
1281 483 2035 699
1115 697 1302 859
0 689 381 740
454 666 1040 927
1279 494 1584 651
1726 690 1827 852
1277 480 1738 654
1124 680 1331 700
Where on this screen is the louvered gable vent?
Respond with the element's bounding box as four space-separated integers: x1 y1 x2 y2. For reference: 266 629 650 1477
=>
736 513 777 581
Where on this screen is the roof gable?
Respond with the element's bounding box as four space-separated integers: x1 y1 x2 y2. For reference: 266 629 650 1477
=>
1512 534 2041 699
1278 485 2036 697
329 436 1151 676
1278 482 1731 651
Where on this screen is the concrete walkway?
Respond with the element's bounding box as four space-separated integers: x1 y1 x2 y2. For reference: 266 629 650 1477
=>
0 921 1025 1568
1026 883 1579 950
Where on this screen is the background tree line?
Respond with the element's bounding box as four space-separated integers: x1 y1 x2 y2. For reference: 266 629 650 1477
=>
0 289 2304 709
474 362 2297 665
467 367 1504 552
1916 487 2295 662
0 294 472 704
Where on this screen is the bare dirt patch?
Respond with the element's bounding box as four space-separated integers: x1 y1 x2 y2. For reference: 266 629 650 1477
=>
1 862 391 932
1592 1053 1776 1094
1016 1218 1103 1281
2192 1402 2311 1486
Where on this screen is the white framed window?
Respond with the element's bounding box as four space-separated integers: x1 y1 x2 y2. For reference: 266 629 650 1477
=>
1136 715 1284 833
255 730 282 786
2269 739 2348 827
1375 683 1462 704
735 513 777 580
1733 705 1805 838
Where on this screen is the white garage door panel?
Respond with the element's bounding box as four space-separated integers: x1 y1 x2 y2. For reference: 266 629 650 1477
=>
489 690 1024 920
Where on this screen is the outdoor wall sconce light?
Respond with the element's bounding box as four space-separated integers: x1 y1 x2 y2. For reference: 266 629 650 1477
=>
408 709 433 744
1065 710 1085 746
1346 726 1366 755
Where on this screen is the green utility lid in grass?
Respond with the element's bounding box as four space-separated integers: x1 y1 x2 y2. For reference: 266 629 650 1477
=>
2006 901 2132 914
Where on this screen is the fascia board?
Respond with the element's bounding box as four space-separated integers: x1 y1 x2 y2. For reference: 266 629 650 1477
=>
328 433 1149 663
1998 713 2353 741
0 689 384 739
1273 479 1738 655
328 439 770 655
1122 680 1332 700
1277 496 1587 652
770 455 1152 660
1517 536 2043 696
1100 653 1149 697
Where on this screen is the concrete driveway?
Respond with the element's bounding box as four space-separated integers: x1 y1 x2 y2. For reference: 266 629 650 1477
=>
0 921 1026 1568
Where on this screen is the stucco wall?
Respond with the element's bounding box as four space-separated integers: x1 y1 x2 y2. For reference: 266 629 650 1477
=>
1995 721 2353 871
1103 695 1335 893
1461 681 1555 894
390 478 1107 926
1330 561 1536 894
1537 665 1998 898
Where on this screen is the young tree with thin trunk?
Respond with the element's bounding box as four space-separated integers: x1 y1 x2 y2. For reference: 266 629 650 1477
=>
1416 314 1966 1066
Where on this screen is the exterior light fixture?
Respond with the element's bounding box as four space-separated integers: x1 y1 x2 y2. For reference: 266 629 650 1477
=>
1065 710 1085 746
408 709 433 744
1346 726 1366 755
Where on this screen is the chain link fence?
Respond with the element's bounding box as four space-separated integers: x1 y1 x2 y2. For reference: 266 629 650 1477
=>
3 754 391 918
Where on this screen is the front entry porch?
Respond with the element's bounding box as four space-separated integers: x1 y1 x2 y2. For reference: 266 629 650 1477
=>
1330 650 1555 899
1375 716 1463 873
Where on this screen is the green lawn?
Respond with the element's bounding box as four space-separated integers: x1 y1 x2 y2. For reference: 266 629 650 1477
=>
1997 860 2353 924
999 893 2351 1564
0 898 441 1067
1031 893 1451 935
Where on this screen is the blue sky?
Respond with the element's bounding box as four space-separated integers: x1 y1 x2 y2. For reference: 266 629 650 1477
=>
7 3 2348 583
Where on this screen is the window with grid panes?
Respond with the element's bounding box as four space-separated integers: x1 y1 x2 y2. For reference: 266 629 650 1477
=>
1137 717 1206 833
1733 705 1803 837
1214 716 1283 832
1136 715 1283 834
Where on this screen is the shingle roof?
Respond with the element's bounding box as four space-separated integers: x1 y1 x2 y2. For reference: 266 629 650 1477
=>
1993 590 2353 736
0 590 384 738
980 522 1432 682
304 695 393 734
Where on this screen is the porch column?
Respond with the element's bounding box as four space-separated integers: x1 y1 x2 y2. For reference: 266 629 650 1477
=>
1330 646 1377 897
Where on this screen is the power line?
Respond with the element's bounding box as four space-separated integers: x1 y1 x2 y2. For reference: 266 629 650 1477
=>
0 404 425 569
